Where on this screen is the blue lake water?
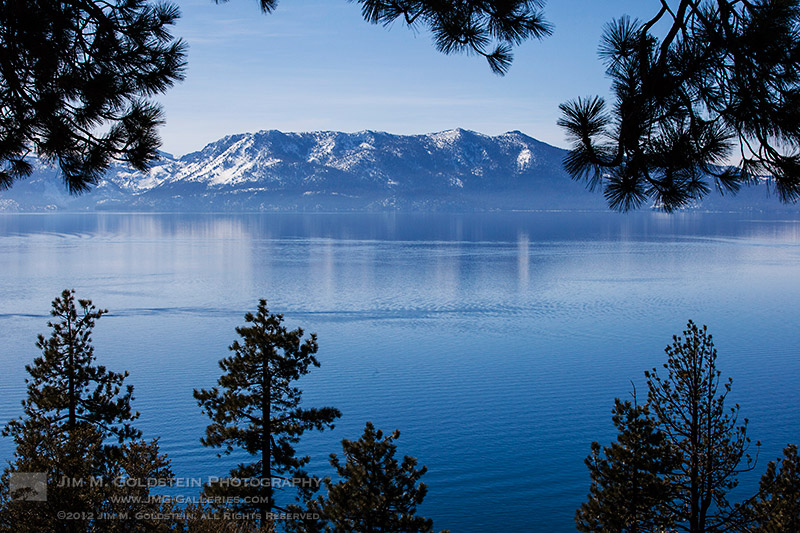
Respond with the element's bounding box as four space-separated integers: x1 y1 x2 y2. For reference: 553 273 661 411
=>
1 212 799 531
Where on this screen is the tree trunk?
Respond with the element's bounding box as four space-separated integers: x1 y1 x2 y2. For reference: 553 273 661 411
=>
261 363 272 526
66 318 77 533
690 389 699 532
67 317 76 432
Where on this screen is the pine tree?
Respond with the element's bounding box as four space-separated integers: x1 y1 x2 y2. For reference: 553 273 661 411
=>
194 299 341 526
180 503 276 533
1 434 177 533
0 0 186 193
576 398 681 532
315 421 444 533
749 444 800 532
97 438 175 533
6 289 139 443
0 289 173 532
0 422 107 532
559 1 800 211
645 320 757 532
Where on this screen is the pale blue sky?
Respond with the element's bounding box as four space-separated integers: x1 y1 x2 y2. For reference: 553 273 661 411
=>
158 0 655 156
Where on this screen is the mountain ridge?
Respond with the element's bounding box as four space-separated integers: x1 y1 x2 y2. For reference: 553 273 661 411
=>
0 129 791 212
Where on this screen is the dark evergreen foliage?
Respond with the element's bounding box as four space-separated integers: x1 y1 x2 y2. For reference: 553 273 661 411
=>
194 299 341 526
645 320 757 532
578 321 762 532
0 290 173 532
221 0 551 75
353 0 552 75
96 438 176 533
180 503 276 532
0 423 107 532
0 0 186 193
3 289 139 447
576 398 681 532
559 0 800 211
314 421 444 533
0 433 177 532
11 290 138 441
748 444 800 532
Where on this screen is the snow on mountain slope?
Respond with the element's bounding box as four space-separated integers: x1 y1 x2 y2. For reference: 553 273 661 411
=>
0 129 787 212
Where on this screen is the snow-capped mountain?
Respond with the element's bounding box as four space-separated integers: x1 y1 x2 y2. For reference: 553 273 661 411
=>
0 129 789 212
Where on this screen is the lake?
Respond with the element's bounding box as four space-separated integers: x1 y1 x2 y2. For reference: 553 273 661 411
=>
1 212 799 531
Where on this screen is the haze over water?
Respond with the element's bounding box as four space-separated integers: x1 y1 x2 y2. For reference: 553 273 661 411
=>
1 212 799 531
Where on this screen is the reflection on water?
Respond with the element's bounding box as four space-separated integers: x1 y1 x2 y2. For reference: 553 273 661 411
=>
1 212 800 531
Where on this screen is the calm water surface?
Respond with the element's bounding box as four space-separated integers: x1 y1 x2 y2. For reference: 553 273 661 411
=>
1 212 799 531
